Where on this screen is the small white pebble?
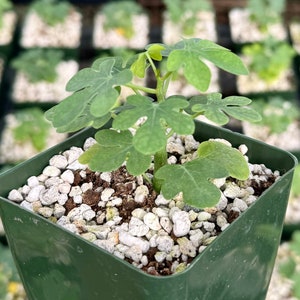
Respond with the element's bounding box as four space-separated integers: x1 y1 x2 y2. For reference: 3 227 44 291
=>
49 155 68 169
143 212 161 231
134 185 149 203
27 176 40 187
101 188 114 201
172 211 191 237
60 170 74 184
8 189 23 202
43 166 61 177
100 172 111 183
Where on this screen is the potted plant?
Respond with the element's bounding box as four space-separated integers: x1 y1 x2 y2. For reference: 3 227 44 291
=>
10 48 79 103
162 0 217 45
284 163 300 232
0 38 297 299
242 96 300 152
0 243 26 299
0 0 17 59
236 36 296 94
290 19 300 54
19 0 82 52
0 107 67 165
93 1 149 50
229 0 287 44
266 230 300 299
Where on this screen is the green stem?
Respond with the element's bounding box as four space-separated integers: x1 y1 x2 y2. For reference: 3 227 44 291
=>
153 147 168 192
125 83 156 95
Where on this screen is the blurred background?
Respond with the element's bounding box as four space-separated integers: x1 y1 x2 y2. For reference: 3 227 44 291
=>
0 0 300 299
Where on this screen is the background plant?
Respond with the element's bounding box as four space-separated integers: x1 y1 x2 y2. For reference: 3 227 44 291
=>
13 108 51 152
163 0 212 36
31 0 71 26
46 38 261 209
0 0 12 29
101 1 143 39
242 36 296 83
11 49 63 83
248 96 300 134
290 164 300 199
279 230 300 299
247 0 286 31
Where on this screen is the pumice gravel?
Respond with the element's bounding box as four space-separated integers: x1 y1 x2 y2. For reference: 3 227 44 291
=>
7 134 280 276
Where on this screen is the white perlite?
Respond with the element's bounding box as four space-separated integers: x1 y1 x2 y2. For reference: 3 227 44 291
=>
93 14 149 49
20 10 82 48
0 113 68 164
12 60 79 103
0 11 17 45
162 11 217 45
7 135 280 275
229 8 287 43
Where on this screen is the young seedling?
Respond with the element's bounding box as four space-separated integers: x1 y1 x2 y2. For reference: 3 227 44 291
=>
163 0 212 36
247 0 286 31
31 0 71 26
0 0 12 28
248 96 300 134
45 38 261 209
101 1 143 39
242 36 296 84
11 49 63 83
13 108 51 152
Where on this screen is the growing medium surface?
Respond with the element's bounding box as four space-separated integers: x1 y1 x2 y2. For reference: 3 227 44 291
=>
7 134 279 276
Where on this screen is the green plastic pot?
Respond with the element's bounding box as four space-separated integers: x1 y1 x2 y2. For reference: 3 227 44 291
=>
0 121 297 300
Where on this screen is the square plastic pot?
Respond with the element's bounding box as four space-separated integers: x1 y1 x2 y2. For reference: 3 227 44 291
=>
0 120 297 300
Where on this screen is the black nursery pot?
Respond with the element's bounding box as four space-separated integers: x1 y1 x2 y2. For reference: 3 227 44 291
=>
0 120 297 300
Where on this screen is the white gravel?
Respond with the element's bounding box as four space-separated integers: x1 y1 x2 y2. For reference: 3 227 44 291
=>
0 10 17 46
93 14 149 49
0 113 68 164
162 11 217 45
7 134 281 274
242 120 300 152
237 56 295 94
229 8 287 43
290 22 300 54
20 9 82 48
12 60 79 103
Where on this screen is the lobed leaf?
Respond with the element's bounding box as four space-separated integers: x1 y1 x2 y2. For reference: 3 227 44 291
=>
112 95 195 155
46 57 133 132
163 39 248 91
155 140 249 208
191 93 261 125
79 129 152 175
66 57 132 118
45 89 111 133
197 140 250 180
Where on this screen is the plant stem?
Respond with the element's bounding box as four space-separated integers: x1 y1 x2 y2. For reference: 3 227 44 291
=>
125 83 156 95
153 147 168 191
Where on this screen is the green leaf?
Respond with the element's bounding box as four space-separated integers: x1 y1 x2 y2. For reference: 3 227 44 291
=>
130 53 148 78
164 39 248 91
155 140 249 208
79 129 152 175
197 140 250 180
147 44 166 61
155 158 228 208
191 93 261 125
66 57 133 117
167 49 211 91
11 49 63 83
13 107 51 151
45 89 111 133
113 95 195 155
